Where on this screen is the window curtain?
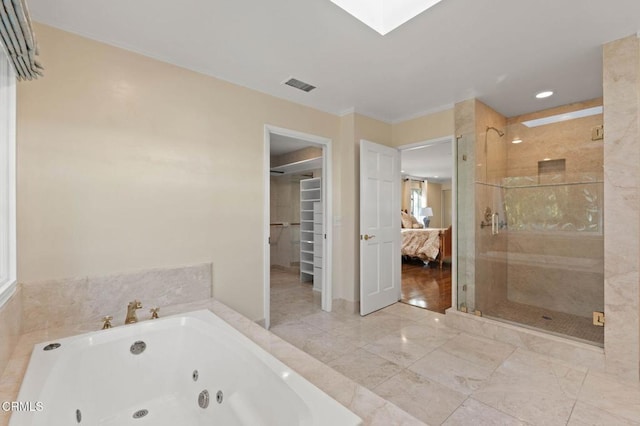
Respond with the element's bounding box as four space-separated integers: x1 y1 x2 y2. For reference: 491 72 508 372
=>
402 178 428 212
401 179 411 212
0 50 16 308
420 180 428 209
0 0 43 80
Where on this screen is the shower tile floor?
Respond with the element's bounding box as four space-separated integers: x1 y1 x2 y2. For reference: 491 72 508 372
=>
484 301 604 346
270 268 640 425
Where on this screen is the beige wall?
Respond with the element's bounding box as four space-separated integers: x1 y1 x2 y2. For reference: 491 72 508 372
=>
17 24 341 321
16 24 456 321
426 181 442 228
392 109 454 146
442 189 452 228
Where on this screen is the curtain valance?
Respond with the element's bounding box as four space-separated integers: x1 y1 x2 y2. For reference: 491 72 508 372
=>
0 0 43 80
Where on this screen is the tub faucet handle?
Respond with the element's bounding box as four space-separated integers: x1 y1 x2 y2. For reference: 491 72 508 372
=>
102 315 113 330
150 307 160 319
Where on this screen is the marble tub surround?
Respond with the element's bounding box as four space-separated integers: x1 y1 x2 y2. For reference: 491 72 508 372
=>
0 298 421 426
20 262 212 333
0 288 22 378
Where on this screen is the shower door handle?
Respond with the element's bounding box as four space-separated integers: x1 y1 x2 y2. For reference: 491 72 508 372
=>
492 213 499 235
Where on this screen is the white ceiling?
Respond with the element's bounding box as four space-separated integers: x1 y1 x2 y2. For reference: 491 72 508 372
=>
270 134 321 156
27 0 640 123
401 140 453 183
270 134 322 175
29 1 636 182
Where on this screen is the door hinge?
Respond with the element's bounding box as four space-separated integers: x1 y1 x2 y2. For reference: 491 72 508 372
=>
268 237 271 245
591 125 604 141
593 311 605 326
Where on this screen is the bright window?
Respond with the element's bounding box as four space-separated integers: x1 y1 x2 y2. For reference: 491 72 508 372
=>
0 50 17 307
410 188 421 219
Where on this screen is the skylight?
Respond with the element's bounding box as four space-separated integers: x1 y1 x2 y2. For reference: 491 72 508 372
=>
522 106 603 128
330 0 443 35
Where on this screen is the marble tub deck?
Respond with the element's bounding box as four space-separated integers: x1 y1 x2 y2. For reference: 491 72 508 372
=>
0 299 422 426
2 294 640 426
270 272 640 425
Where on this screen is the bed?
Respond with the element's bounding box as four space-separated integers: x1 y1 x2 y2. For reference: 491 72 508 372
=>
401 226 452 268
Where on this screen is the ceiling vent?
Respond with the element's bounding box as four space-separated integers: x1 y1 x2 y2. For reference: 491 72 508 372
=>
284 78 316 92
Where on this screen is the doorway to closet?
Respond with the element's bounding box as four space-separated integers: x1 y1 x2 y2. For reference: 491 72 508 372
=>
263 126 332 329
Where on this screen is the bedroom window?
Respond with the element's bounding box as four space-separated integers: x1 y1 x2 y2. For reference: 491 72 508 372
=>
410 188 422 219
0 51 17 308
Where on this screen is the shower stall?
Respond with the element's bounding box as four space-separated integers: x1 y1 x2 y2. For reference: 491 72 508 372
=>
456 99 604 346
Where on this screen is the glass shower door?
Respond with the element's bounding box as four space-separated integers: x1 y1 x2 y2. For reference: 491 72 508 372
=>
455 101 604 347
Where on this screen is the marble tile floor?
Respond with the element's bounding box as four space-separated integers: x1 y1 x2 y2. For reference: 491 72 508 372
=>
270 269 640 425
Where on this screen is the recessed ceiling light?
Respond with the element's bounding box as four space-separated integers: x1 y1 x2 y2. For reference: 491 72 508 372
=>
330 0 443 35
512 138 523 144
535 91 554 99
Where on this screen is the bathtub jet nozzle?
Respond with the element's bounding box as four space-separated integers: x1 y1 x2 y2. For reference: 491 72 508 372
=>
198 390 210 409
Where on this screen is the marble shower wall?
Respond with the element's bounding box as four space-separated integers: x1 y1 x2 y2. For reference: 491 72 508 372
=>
474 102 508 313
602 34 640 381
503 100 604 318
20 263 212 333
506 99 604 179
0 289 22 377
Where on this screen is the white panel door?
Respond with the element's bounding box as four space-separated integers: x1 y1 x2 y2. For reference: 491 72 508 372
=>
360 140 401 315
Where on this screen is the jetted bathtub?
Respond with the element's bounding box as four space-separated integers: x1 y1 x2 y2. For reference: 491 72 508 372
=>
10 310 362 425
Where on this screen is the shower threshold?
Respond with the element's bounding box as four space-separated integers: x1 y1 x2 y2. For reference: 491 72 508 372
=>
482 301 604 347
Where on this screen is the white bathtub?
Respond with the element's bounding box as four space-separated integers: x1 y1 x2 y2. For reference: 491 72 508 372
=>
10 310 362 426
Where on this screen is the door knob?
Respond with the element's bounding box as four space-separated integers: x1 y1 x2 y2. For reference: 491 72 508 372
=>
363 234 376 241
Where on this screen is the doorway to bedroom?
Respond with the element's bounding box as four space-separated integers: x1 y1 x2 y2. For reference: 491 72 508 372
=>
399 137 453 314
264 126 332 329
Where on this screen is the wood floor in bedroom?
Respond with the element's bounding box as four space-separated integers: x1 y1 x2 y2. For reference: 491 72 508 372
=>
401 258 452 314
